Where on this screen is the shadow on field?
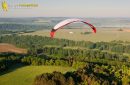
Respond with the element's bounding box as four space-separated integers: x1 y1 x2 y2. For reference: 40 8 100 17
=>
0 63 26 76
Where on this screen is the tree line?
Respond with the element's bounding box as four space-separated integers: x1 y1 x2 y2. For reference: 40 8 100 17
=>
0 35 130 54
41 46 129 63
0 24 47 31
34 63 130 85
0 53 22 72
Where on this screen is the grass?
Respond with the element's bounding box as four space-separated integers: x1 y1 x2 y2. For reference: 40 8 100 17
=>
22 28 130 42
0 64 75 85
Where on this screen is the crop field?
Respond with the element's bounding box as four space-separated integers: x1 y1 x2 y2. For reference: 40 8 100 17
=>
0 43 27 54
0 65 75 85
22 28 130 42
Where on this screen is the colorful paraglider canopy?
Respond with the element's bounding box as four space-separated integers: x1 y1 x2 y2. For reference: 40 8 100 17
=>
50 19 96 38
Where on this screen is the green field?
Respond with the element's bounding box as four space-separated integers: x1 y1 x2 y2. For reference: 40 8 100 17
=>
0 64 75 85
23 28 130 42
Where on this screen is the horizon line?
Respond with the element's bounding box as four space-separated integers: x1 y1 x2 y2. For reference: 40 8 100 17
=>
0 16 130 18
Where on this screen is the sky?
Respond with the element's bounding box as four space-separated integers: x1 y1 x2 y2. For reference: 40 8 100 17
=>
0 0 130 18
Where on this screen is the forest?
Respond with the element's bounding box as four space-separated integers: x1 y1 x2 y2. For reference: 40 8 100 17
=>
0 35 130 85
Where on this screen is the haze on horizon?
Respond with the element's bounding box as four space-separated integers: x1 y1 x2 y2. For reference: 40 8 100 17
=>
0 0 130 18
